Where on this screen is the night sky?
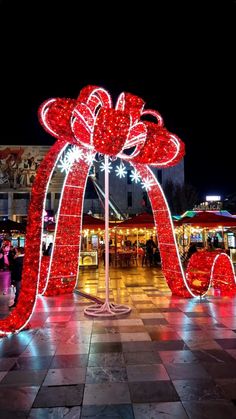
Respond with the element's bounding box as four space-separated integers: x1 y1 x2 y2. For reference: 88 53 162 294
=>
0 2 235 200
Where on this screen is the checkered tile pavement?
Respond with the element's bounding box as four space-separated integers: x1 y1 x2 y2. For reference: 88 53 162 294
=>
1 266 236 418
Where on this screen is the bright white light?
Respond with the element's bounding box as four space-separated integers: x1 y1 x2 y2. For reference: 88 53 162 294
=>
206 195 221 202
58 157 71 174
57 146 84 174
130 169 141 183
100 161 112 172
115 164 127 178
84 151 95 165
65 149 76 165
141 177 155 191
68 146 84 162
40 99 57 137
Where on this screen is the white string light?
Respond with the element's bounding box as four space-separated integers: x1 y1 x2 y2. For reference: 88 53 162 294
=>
58 157 72 174
100 161 112 172
84 150 95 165
68 146 84 162
130 168 141 183
115 163 127 178
57 145 84 174
141 177 155 191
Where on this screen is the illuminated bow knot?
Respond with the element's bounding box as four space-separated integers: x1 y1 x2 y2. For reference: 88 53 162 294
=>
39 86 185 167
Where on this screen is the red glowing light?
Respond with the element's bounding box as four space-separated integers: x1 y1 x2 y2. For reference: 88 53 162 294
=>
0 86 235 335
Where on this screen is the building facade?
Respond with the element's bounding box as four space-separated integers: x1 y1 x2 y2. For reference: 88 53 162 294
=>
0 145 184 221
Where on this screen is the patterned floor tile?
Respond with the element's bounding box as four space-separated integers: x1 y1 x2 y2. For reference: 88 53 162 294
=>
42 367 86 386
158 350 198 364
88 352 125 367
129 381 179 403
1 265 236 413
133 401 188 419
183 400 236 419
86 366 127 383
0 370 47 386
83 382 131 405
173 379 224 401
33 384 84 407
164 363 210 380
0 386 39 410
28 406 81 419
126 363 169 381
81 404 134 419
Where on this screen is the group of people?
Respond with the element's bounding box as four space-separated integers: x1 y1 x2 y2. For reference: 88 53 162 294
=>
0 240 25 309
207 234 219 248
0 147 40 189
184 234 221 266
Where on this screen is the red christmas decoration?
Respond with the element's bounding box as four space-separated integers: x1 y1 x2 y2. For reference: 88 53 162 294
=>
0 86 235 335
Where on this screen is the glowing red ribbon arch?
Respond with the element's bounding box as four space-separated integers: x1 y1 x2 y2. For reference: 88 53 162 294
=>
0 86 235 335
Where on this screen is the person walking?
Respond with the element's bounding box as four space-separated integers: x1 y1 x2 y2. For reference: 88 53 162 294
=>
145 236 157 266
9 246 25 309
213 235 219 248
45 242 53 256
0 241 11 271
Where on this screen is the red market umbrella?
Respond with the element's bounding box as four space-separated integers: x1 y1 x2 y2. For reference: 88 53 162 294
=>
45 214 109 232
176 211 236 227
117 212 155 229
82 214 107 229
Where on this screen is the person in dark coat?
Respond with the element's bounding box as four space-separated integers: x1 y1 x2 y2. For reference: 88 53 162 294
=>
45 242 53 256
145 236 157 266
213 235 219 248
9 246 24 309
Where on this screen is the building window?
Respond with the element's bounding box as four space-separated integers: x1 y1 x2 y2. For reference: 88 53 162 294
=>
157 169 162 184
142 192 148 207
0 193 8 200
127 191 132 207
13 193 30 200
127 170 132 184
47 193 51 200
55 193 61 200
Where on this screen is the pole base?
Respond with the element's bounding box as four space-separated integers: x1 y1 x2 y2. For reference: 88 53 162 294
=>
84 301 131 317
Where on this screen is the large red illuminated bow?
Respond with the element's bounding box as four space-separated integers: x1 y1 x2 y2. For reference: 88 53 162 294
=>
39 86 185 167
1 86 235 337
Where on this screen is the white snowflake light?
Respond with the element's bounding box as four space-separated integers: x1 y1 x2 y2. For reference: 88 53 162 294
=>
68 146 84 162
57 146 84 174
85 151 95 165
115 164 127 178
100 161 112 173
58 157 72 174
130 169 141 184
141 177 155 191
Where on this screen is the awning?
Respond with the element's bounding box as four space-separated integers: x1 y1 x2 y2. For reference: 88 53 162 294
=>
175 211 236 227
117 212 155 229
46 214 110 231
0 219 26 233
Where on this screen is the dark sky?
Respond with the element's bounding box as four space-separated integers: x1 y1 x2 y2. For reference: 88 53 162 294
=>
0 1 235 200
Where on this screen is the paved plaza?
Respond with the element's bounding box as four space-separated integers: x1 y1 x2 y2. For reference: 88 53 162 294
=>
0 266 236 418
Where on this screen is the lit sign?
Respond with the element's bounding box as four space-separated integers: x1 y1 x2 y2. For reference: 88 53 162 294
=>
206 196 221 202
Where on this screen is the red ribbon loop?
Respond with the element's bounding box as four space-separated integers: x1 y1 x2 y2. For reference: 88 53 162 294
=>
39 85 185 167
